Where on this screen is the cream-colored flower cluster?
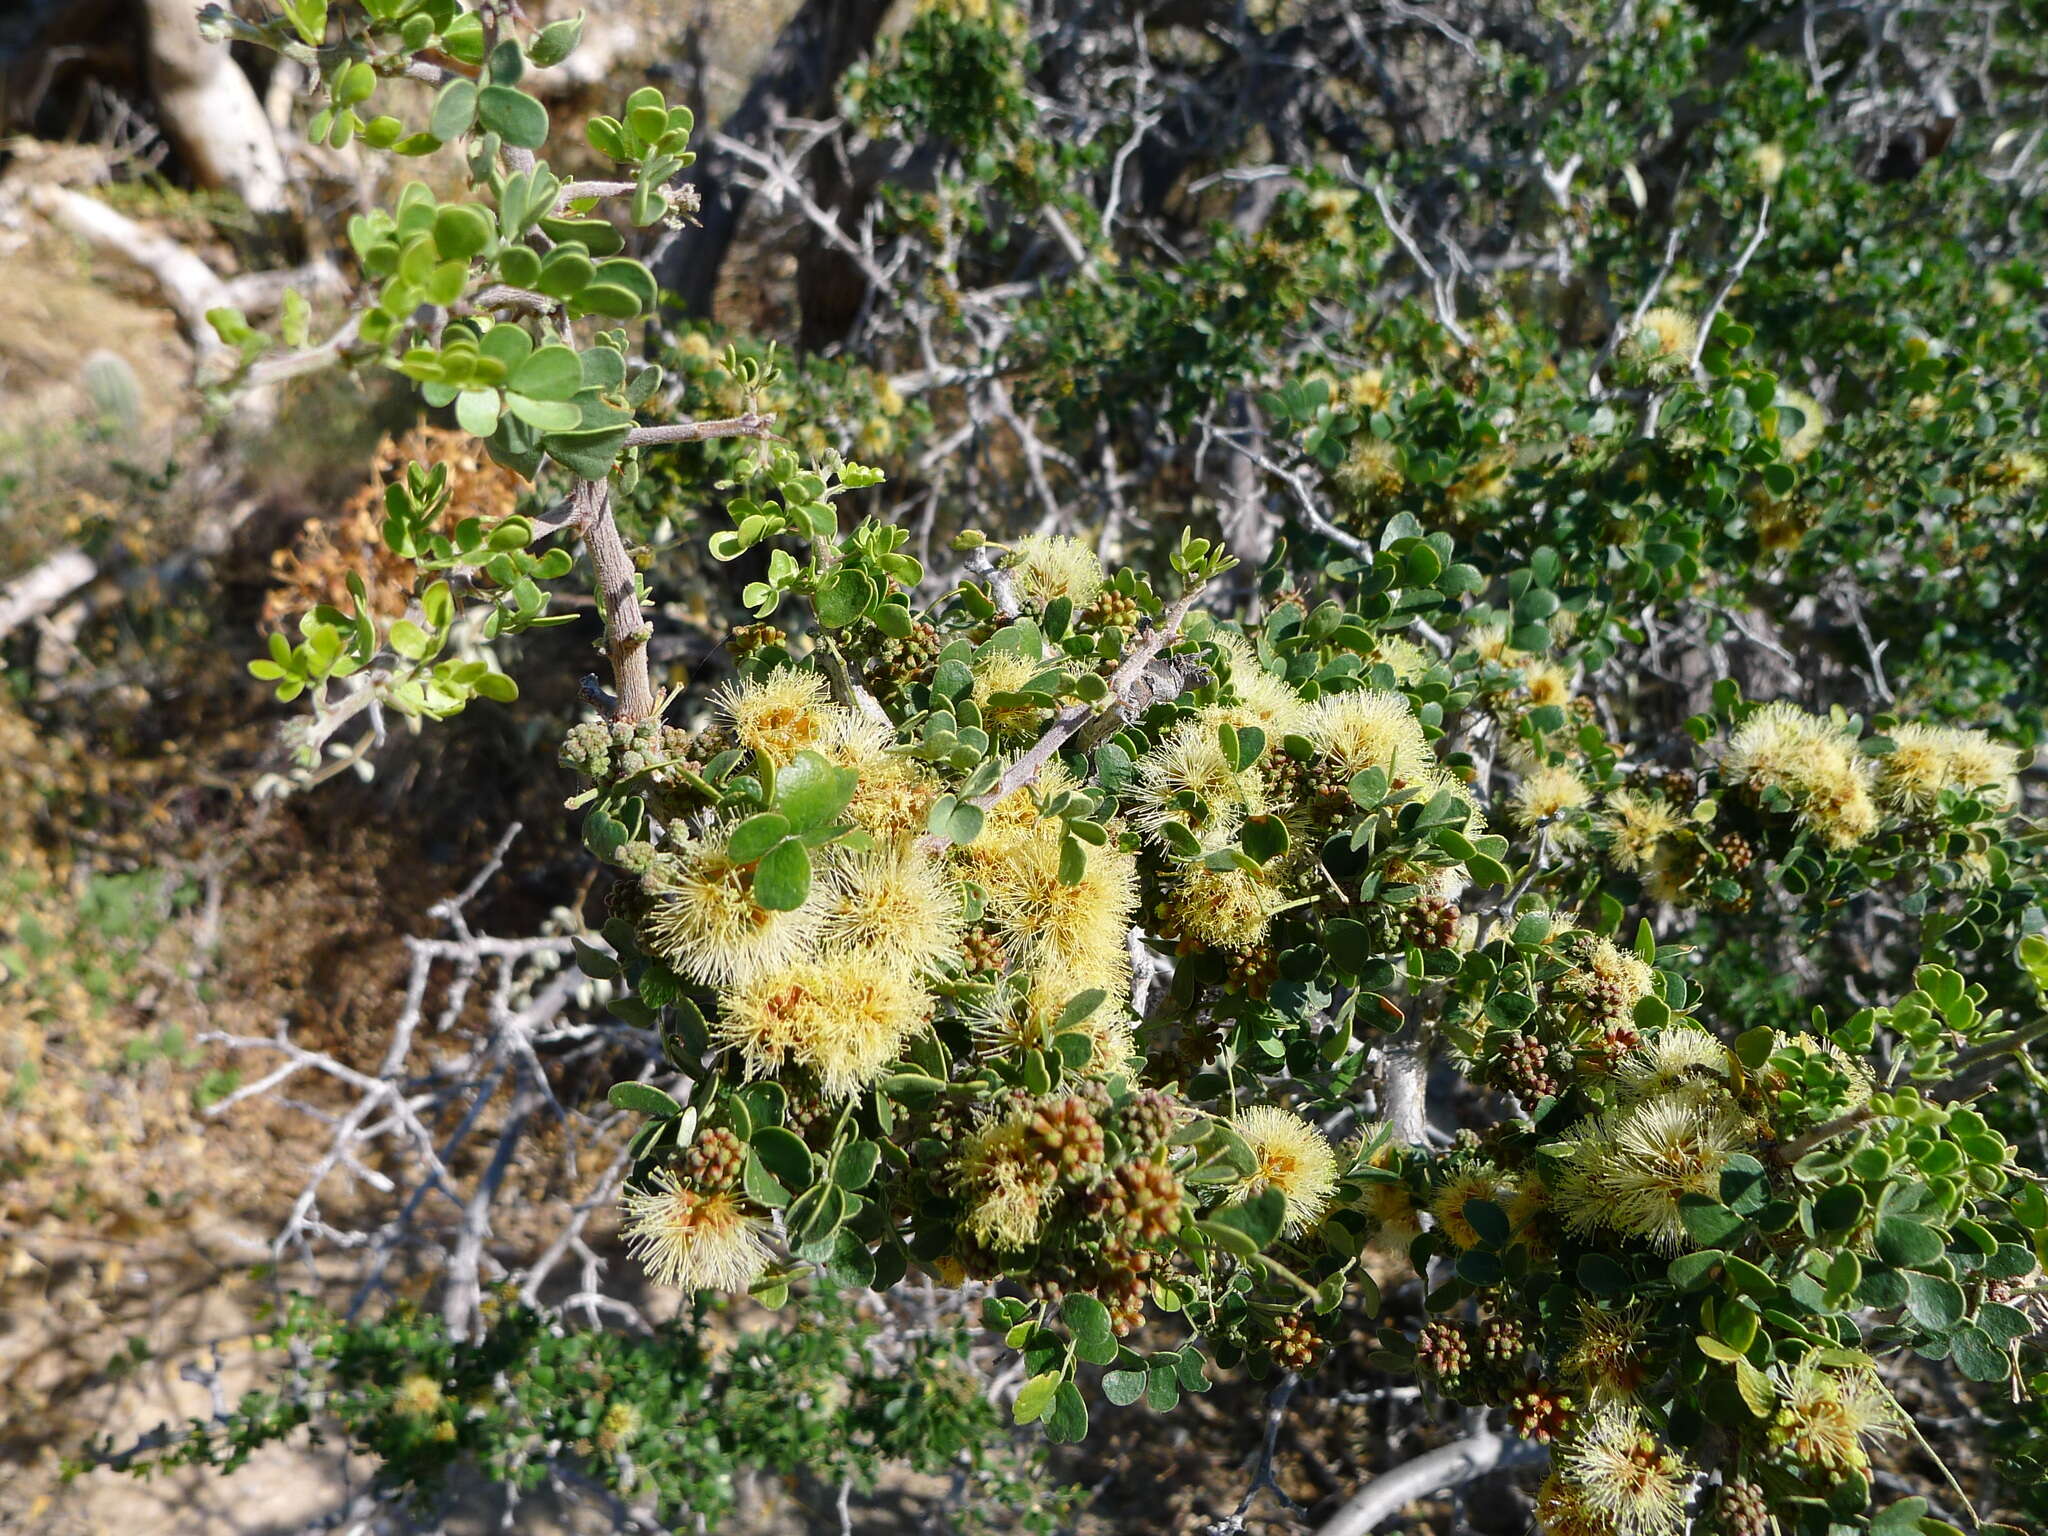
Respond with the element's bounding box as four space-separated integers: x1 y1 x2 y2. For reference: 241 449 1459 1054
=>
1722 701 1878 849
1127 639 1478 957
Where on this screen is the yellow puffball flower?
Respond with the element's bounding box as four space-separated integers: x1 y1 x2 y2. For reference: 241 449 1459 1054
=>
1937 728 2026 810
1468 622 1522 667
1004 533 1104 610
1343 368 1392 411
1307 688 1435 784
821 841 962 973
1512 762 1593 830
620 1170 773 1292
1534 1471 1613 1536
1520 659 1574 712
393 1373 445 1418
971 648 1056 741
716 951 931 1100
981 830 1139 982
1622 307 1698 379
1429 1160 1518 1249
1555 1097 1751 1253
978 757 1084 835
1562 935 1657 1020
596 1400 642 1454
1360 1179 1424 1254
1557 1407 1693 1536
1999 449 2046 488
957 1117 1055 1250
1346 1123 1423 1250
1229 1106 1340 1235
1770 387 1827 462
972 974 1137 1079
1449 451 1512 508
1159 861 1286 953
1773 1360 1902 1475
1561 1302 1652 1402
1132 718 1263 852
1723 701 1877 849
1876 722 2022 818
1336 439 1406 508
1366 635 1434 685
1765 1032 1874 1111
643 833 827 988
815 710 942 837
1596 787 1682 874
1208 631 1310 734
1612 1028 1734 1106
716 665 841 765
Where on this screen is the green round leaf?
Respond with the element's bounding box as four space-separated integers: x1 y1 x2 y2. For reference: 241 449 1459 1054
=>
454 387 501 438
542 424 629 479
1102 1368 1147 1406
1874 1217 1945 1269
607 1080 681 1117
815 568 876 628
1811 1183 1867 1233
727 810 793 864
1678 1195 1747 1246
1013 1371 1059 1425
1046 1380 1090 1442
749 1125 813 1191
538 247 595 300
496 244 543 289
1949 1323 2010 1382
528 14 583 67
591 257 657 312
508 343 582 401
572 281 643 319
537 216 625 255
432 204 494 262
750 837 811 911
429 77 478 142
1903 1269 1965 1331
776 751 860 830
476 84 548 149
504 393 581 432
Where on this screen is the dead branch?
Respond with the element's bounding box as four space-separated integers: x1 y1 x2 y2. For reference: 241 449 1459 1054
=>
1315 1433 1548 1536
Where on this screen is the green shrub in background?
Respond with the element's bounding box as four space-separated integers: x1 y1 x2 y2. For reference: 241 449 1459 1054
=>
82 1290 1073 1531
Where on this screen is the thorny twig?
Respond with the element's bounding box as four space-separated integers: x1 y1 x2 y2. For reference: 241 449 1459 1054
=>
1207 1372 1303 1533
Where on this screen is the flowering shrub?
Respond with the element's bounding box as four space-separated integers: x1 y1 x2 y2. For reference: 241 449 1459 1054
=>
100 1 2048 1533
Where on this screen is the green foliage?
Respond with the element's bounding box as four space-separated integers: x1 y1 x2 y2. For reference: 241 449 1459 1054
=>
83 1291 1075 1533
844 0 1036 161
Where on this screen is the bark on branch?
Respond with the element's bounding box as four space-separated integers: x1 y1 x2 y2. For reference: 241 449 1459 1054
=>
0 549 97 641
29 182 236 358
1315 1434 1548 1536
622 412 776 448
144 0 290 217
573 478 656 723
916 587 1208 855
27 184 337 380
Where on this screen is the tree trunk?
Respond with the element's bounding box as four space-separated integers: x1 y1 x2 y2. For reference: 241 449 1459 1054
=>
651 0 894 319
141 0 290 217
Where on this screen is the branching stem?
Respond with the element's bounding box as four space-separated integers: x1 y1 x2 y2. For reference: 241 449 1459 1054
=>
573 478 655 722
